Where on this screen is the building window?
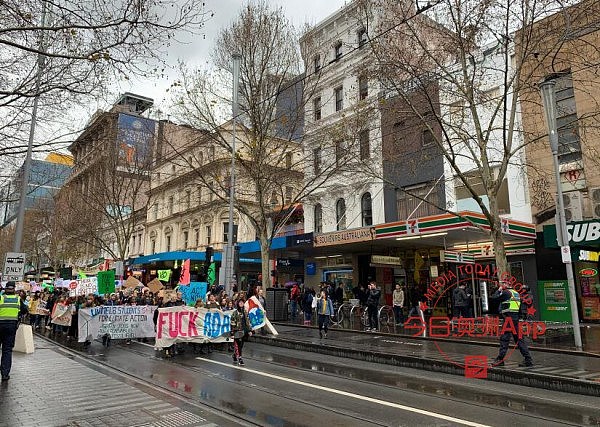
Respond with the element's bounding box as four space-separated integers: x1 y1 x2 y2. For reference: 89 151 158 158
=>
194 228 200 247
334 41 342 61
198 185 203 203
223 222 238 243
198 152 203 165
422 128 435 146
334 86 343 111
153 203 159 220
314 203 323 233
313 97 322 121
314 54 321 72
184 189 191 209
554 73 582 164
361 192 373 226
335 140 344 167
359 130 370 160
359 76 368 100
165 235 171 252
285 186 293 204
209 146 215 160
183 231 189 249
397 183 442 219
313 147 322 174
286 152 293 169
151 239 156 254
358 28 367 47
205 225 212 245
208 182 214 201
167 196 174 215
336 198 346 230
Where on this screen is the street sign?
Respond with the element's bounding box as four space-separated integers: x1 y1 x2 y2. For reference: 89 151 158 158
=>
3 252 26 281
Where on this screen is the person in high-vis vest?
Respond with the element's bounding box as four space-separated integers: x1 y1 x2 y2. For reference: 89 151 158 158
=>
491 282 533 367
0 281 28 381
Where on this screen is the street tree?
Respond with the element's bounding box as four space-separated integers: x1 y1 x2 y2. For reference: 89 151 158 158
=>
167 2 361 289
358 0 595 277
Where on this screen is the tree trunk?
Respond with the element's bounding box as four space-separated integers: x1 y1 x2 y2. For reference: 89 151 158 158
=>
488 195 510 279
258 231 271 290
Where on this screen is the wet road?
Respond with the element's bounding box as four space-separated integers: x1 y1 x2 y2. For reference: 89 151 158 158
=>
62 337 600 427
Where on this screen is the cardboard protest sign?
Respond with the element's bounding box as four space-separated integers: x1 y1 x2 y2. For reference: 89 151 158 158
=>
147 278 164 294
123 276 142 289
157 270 172 282
36 300 50 316
16 282 30 291
158 289 177 301
97 270 116 295
179 282 207 305
78 305 157 342
51 304 72 327
179 259 191 285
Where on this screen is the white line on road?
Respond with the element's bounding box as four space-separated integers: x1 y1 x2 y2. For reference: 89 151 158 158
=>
196 357 490 427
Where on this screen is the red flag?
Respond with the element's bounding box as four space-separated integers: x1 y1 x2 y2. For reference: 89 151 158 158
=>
179 259 191 285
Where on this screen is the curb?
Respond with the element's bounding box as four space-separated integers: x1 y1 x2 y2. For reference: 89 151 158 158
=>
273 322 600 358
251 334 600 397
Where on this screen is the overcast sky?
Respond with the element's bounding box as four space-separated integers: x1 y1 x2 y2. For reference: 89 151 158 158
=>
114 0 348 111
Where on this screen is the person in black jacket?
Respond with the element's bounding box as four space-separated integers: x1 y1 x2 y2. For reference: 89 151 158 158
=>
365 282 381 332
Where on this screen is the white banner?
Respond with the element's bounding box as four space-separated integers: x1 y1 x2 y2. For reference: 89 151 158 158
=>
78 305 157 342
51 304 73 327
68 277 99 297
155 307 232 348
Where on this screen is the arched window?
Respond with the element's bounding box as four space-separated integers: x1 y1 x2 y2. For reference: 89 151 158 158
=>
336 198 346 231
361 192 373 226
314 204 323 233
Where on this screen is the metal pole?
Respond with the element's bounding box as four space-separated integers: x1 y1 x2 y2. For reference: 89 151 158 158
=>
13 1 48 252
539 77 583 351
225 53 241 295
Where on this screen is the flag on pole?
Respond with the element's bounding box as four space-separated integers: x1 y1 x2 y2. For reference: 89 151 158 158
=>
207 262 216 286
179 259 191 285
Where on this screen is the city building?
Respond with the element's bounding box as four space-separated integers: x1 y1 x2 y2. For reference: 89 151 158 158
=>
520 0 600 322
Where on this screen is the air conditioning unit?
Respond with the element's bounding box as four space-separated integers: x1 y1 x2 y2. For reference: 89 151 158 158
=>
562 191 583 222
590 187 600 218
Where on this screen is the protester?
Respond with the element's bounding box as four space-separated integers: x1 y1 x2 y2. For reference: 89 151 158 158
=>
316 290 334 339
302 288 314 326
230 298 252 366
366 282 381 332
28 292 41 329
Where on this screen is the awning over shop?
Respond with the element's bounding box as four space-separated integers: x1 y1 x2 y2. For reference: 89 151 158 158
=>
130 250 262 266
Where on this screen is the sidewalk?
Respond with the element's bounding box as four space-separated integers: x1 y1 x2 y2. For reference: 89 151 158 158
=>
0 337 222 427
253 323 600 397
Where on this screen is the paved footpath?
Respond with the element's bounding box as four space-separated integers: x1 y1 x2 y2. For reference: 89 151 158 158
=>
0 338 238 427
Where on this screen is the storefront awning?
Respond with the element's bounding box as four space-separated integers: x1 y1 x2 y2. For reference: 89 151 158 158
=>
543 220 600 248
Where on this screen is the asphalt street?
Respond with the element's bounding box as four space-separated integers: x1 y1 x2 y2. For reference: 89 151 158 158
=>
28 334 600 427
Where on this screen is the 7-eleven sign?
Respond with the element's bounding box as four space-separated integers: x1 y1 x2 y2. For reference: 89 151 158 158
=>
406 219 420 235
501 218 510 234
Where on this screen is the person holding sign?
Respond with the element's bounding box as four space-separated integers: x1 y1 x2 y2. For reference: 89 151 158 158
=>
230 298 252 366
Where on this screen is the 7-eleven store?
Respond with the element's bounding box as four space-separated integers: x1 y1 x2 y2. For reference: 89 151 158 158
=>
373 211 538 317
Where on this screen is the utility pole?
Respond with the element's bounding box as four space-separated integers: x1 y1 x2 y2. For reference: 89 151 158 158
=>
539 75 583 351
224 53 241 295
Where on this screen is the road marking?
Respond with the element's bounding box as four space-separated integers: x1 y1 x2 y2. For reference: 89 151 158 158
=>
197 357 490 427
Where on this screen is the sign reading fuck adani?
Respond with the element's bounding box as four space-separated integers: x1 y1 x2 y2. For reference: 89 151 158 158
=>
155 305 271 348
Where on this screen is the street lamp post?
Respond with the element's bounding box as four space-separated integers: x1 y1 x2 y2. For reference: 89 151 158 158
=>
224 53 241 295
539 75 583 351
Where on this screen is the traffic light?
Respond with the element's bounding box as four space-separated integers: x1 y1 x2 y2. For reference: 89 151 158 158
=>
203 246 213 276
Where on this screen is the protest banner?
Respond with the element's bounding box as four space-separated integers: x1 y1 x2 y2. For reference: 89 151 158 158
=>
51 304 72 327
97 270 116 294
16 282 30 291
147 278 164 293
245 295 278 335
155 304 275 348
179 259 191 285
78 277 98 296
179 281 207 305
78 305 157 342
157 270 172 282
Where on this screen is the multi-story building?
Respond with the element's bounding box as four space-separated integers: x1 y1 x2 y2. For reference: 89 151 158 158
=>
60 93 156 270
520 0 600 322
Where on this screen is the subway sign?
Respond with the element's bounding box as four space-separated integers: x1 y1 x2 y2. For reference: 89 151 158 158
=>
544 220 600 248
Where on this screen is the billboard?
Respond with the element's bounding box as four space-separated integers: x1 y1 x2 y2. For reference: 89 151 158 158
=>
116 113 155 167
